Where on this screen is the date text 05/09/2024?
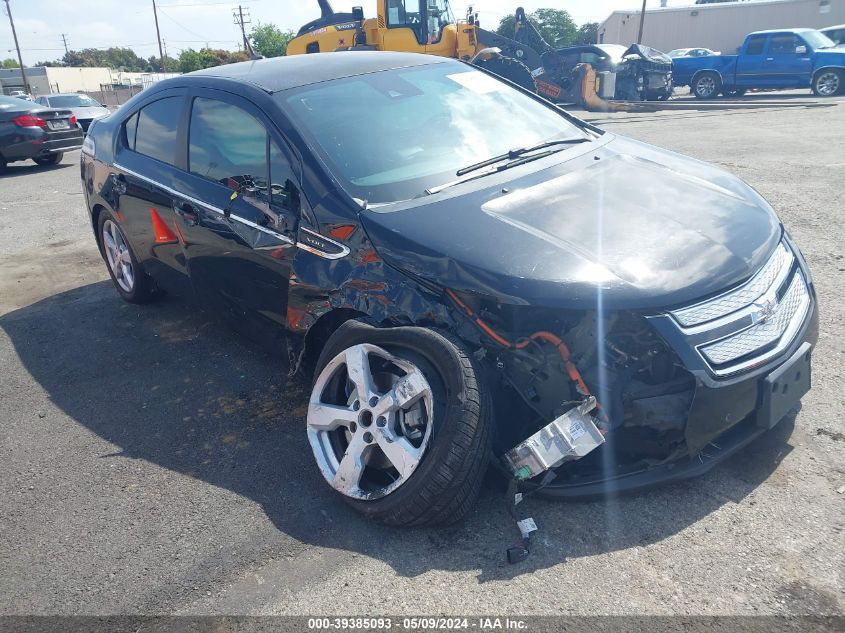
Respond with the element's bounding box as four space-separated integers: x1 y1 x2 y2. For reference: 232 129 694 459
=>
307 617 528 630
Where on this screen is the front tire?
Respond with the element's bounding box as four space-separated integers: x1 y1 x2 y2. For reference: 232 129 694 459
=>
33 153 63 166
813 69 842 97
97 210 158 304
308 321 492 526
692 72 721 99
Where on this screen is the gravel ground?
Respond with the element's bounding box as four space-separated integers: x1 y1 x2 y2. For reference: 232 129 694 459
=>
0 98 843 617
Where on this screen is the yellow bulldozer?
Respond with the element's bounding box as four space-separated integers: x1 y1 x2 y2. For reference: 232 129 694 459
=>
286 1 651 112
286 0 543 94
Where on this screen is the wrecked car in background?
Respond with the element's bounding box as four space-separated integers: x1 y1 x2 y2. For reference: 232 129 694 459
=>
542 44 674 102
81 52 817 527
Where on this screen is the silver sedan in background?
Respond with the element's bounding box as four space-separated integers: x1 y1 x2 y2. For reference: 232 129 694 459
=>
35 93 110 132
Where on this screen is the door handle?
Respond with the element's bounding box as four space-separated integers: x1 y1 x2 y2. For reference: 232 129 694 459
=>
173 198 199 226
766 57 774 61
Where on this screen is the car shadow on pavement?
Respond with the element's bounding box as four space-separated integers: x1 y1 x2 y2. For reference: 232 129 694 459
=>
0 161 73 179
0 281 796 582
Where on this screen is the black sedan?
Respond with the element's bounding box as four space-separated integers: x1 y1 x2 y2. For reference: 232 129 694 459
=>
81 52 817 526
0 95 84 170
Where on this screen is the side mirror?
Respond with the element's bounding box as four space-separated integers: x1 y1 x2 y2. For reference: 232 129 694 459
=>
795 45 807 55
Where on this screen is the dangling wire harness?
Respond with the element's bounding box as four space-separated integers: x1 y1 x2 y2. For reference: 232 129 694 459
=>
445 288 607 563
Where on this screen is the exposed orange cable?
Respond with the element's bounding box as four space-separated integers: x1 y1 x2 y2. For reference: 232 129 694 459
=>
445 289 602 414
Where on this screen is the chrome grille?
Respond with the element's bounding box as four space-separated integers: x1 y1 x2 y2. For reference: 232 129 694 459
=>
662 240 813 377
671 242 793 328
700 271 810 367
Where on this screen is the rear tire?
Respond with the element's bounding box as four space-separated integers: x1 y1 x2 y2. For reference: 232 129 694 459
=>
33 153 63 166
97 209 159 304
812 69 842 97
692 72 721 99
308 321 492 526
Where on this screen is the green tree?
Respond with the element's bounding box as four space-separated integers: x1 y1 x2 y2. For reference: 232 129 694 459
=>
2 58 21 68
146 54 178 73
495 8 577 49
60 47 147 71
575 22 599 46
530 9 577 47
177 48 246 73
249 22 295 58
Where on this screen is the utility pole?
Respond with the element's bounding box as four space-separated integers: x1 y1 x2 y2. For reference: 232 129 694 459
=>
636 0 648 44
3 0 29 93
152 0 166 72
233 5 250 54
61 33 69 54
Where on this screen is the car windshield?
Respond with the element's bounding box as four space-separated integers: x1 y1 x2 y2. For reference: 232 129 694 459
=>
48 95 102 108
803 30 836 49
280 63 588 204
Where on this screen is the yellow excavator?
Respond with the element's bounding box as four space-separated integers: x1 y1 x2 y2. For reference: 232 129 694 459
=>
286 0 542 94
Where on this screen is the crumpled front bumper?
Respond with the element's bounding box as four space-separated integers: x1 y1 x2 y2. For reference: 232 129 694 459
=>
522 299 818 499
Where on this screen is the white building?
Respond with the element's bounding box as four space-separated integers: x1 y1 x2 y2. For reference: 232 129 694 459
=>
598 0 845 54
0 66 179 96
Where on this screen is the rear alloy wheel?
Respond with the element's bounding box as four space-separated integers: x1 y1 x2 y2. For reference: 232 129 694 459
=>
98 210 158 303
33 152 63 166
308 322 491 526
813 70 842 97
693 72 721 99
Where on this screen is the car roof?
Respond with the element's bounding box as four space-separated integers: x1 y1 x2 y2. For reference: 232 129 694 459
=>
189 51 452 93
43 93 94 97
748 28 817 35
821 24 845 30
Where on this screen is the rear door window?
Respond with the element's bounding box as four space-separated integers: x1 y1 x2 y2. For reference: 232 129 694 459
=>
745 35 767 55
133 96 182 165
124 111 139 150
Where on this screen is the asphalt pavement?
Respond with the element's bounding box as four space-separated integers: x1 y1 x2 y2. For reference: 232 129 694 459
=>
1 97 843 616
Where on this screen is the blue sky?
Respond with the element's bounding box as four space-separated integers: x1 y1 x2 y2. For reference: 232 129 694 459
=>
2 0 692 65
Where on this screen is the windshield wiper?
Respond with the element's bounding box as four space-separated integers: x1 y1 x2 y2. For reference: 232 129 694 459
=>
424 137 592 196
426 147 571 196
455 138 591 177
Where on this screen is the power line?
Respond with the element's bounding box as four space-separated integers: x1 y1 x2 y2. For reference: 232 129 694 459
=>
158 5 210 41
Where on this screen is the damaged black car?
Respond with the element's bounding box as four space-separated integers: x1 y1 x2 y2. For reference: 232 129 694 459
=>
81 52 817 527
542 44 674 102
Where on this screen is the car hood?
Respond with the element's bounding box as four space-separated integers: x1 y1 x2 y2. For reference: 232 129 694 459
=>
359 134 781 311
70 106 110 119
623 44 672 64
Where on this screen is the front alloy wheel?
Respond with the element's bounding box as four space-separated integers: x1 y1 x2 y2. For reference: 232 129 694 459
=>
308 343 434 500
307 322 492 526
813 70 841 97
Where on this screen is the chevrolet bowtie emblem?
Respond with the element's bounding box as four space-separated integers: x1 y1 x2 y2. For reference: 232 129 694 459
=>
751 297 777 324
